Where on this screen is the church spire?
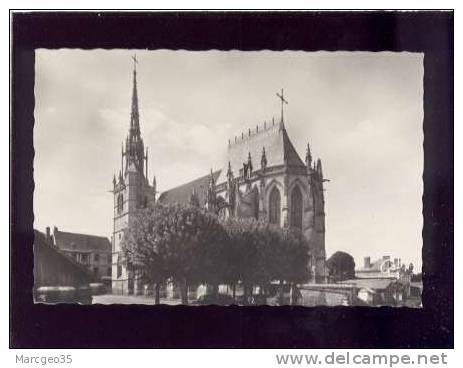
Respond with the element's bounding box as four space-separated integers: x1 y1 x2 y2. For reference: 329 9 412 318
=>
305 142 312 168
205 169 217 212
129 54 140 138
124 55 146 176
227 161 233 181
261 147 267 171
316 158 323 178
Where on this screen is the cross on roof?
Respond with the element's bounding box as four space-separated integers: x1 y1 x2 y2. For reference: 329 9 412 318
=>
276 88 288 123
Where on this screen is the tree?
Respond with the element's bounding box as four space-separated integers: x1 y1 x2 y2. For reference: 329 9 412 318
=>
254 223 284 295
122 203 228 304
281 227 310 289
121 204 168 304
155 203 228 304
190 208 229 295
326 251 355 282
123 202 312 305
221 217 262 300
220 218 244 298
222 218 310 304
265 226 310 304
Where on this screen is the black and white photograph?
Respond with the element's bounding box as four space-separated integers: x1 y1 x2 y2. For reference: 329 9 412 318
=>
33 50 424 307
10 10 453 350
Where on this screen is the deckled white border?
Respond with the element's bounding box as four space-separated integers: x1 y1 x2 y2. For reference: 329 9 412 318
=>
3 2 459 364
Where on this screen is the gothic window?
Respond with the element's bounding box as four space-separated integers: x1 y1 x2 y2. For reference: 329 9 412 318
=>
268 187 281 226
290 185 303 229
253 187 259 220
117 194 124 214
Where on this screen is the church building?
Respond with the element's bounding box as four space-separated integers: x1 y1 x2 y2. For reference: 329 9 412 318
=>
112 59 327 294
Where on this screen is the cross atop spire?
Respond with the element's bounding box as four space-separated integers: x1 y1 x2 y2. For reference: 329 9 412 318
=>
276 88 288 127
132 53 138 73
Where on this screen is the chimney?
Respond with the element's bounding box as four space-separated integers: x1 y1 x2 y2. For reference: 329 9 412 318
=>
364 257 371 269
394 258 398 267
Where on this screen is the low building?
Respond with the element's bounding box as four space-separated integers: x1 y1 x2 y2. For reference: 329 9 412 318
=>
356 255 412 283
340 278 409 306
34 230 93 303
45 226 112 287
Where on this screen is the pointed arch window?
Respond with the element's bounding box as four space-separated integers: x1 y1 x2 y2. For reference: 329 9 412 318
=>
117 194 124 214
290 185 303 229
269 187 281 226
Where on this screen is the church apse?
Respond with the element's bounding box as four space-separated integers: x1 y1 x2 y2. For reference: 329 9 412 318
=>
213 112 327 282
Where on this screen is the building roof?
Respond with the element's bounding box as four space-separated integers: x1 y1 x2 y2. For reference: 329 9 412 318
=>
340 278 396 291
357 258 384 272
157 123 307 205
53 229 111 253
216 123 306 184
34 230 93 282
158 170 221 206
356 256 403 273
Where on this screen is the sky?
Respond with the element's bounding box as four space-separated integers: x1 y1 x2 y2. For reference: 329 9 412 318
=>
34 50 423 269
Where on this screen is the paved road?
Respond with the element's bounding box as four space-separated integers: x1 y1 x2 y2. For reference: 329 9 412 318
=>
92 294 181 305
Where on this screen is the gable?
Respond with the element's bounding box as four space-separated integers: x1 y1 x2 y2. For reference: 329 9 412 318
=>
54 230 111 253
158 170 221 206
216 123 305 185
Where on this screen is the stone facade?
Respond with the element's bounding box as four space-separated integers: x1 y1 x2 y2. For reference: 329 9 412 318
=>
113 61 327 290
214 120 327 281
50 226 112 285
160 119 327 281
